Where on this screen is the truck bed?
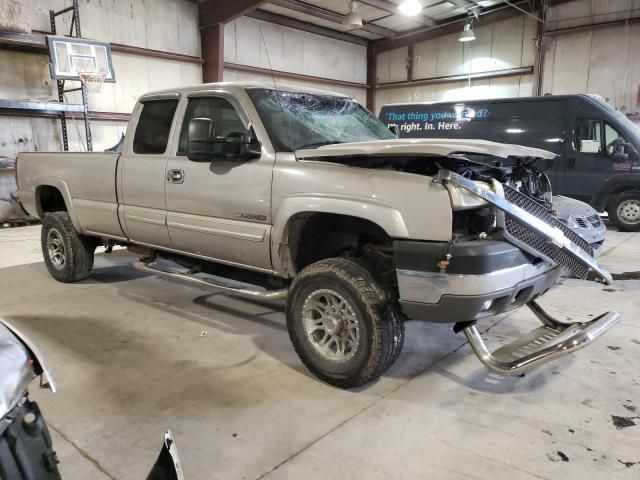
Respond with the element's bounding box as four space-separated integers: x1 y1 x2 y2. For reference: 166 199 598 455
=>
17 152 125 239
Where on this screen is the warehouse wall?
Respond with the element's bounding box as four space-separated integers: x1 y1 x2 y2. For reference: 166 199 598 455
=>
374 15 538 113
223 16 367 104
542 0 640 115
375 0 640 117
0 0 201 157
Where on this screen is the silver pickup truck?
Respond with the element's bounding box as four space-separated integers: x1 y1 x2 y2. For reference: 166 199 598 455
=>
16 82 620 388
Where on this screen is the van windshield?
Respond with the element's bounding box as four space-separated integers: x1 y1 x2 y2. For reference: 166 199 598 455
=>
248 88 396 152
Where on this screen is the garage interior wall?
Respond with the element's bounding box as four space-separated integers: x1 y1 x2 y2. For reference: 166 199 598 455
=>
375 0 640 117
374 15 538 113
542 0 640 116
223 16 367 104
0 0 201 157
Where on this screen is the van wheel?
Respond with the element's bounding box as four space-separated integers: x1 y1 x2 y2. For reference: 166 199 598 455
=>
41 212 96 283
608 192 640 232
286 258 404 388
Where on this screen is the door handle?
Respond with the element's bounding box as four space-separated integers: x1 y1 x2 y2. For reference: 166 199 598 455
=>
167 169 184 184
567 157 576 169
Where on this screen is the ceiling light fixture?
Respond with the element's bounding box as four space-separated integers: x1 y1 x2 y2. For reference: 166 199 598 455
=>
398 0 423 17
459 18 476 42
343 1 363 28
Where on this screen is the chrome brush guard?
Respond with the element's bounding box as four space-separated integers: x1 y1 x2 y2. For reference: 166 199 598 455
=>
437 169 620 374
460 302 620 374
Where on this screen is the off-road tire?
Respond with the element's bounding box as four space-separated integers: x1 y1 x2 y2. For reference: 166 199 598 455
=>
607 191 640 232
286 258 405 388
41 212 95 283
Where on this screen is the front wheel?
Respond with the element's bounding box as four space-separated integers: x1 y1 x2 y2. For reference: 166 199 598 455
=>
41 212 96 283
286 258 404 388
608 191 640 232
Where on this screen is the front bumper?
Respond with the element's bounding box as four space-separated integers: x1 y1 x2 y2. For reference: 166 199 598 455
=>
396 240 562 323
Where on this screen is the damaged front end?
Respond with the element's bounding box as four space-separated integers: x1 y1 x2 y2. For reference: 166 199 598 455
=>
422 169 620 375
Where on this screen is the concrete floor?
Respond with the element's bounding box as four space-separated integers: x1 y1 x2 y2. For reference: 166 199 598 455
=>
0 225 638 479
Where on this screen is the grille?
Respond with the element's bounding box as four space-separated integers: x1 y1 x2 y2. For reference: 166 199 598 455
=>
587 213 602 228
502 185 593 279
575 217 588 229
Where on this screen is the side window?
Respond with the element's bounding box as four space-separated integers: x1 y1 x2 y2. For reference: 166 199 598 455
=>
574 119 602 154
133 99 179 154
604 123 626 156
178 97 246 154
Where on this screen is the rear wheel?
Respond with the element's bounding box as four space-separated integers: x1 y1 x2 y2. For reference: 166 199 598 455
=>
286 258 404 388
41 212 96 282
608 191 640 232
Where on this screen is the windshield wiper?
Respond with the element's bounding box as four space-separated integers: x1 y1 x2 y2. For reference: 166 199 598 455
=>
296 140 344 150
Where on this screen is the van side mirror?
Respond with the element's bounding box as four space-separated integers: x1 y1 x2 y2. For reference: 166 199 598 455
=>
389 125 399 137
187 118 216 162
608 138 631 161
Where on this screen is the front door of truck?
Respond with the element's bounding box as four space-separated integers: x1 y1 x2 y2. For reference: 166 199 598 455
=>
164 93 273 270
119 97 179 247
564 117 632 204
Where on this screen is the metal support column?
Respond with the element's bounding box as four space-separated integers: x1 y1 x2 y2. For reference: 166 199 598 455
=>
49 0 92 151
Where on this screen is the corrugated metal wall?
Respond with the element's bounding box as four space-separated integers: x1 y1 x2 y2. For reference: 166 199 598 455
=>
542 0 640 115
375 15 538 112
223 16 367 104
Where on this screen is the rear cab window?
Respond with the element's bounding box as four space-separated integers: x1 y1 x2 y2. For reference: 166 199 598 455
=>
133 99 179 154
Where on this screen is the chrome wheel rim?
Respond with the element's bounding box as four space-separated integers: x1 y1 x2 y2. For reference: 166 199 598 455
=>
302 289 360 362
47 228 66 269
617 200 640 224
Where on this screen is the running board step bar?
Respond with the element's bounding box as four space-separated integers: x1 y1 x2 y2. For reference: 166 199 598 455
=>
133 260 289 301
460 301 620 375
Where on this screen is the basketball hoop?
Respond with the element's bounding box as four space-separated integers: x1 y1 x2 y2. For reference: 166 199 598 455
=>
78 70 106 93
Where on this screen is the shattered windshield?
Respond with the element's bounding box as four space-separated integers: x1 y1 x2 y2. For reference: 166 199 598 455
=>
247 88 396 152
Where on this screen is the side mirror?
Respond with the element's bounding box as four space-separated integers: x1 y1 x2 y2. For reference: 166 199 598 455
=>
187 118 216 162
239 128 262 159
224 128 262 159
609 139 631 161
389 125 399 137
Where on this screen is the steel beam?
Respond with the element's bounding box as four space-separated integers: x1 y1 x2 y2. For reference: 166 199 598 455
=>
246 9 368 45
374 0 534 52
366 44 377 111
199 0 268 28
269 0 395 38
358 0 436 26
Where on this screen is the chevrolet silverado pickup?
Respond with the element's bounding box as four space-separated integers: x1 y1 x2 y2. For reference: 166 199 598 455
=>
16 82 620 388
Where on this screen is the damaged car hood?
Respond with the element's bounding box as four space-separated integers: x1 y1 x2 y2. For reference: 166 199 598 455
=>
295 138 556 161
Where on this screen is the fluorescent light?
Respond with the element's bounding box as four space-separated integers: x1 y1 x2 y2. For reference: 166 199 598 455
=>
398 0 423 16
459 20 476 42
506 128 525 134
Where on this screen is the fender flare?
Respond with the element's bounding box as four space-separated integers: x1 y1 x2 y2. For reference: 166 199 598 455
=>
593 174 640 211
35 177 83 233
271 195 410 276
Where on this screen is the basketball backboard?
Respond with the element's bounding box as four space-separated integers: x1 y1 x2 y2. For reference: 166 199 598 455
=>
46 35 115 82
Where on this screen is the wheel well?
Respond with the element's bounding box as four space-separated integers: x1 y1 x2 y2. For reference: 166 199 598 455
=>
286 213 393 274
605 186 640 209
36 185 67 216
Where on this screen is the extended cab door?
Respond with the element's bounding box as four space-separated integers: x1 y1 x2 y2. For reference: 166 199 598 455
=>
118 96 179 246
164 92 273 270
